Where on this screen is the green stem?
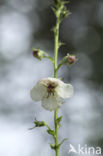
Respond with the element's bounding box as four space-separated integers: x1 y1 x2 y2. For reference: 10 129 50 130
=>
54 109 59 156
54 17 60 156
57 59 67 71
54 18 60 78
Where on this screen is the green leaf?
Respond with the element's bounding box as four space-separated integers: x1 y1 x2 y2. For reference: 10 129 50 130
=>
62 0 70 5
34 120 46 127
58 138 68 147
59 42 65 47
47 129 55 137
51 26 56 34
50 144 56 150
51 7 57 16
56 116 62 124
34 118 50 129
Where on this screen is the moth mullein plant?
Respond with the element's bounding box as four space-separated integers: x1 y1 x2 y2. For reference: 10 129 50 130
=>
30 0 77 156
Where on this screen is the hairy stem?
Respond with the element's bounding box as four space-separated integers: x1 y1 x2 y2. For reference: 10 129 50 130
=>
54 16 60 156
54 109 59 156
54 18 59 78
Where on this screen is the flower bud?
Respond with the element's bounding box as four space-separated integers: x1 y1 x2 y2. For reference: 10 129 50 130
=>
32 48 44 60
67 54 76 65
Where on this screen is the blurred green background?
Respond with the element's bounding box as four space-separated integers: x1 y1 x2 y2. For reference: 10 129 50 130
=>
0 0 103 156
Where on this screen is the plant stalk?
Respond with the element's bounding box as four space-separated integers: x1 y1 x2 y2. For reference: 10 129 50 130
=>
54 17 60 156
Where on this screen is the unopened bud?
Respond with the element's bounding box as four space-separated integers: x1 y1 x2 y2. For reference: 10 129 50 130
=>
66 54 77 65
32 48 44 60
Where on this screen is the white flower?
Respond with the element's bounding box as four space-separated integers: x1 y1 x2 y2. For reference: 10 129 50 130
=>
30 77 73 111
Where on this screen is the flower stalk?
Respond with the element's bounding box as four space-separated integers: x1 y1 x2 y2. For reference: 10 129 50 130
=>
54 110 59 156
53 6 61 156
54 17 60 78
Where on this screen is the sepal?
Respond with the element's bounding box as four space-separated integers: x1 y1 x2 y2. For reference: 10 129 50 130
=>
32 48 44 60
66 53 77 66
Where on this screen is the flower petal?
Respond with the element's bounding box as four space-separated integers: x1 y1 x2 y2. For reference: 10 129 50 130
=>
42 95 61 111
30 82 47 101
56 81 73 98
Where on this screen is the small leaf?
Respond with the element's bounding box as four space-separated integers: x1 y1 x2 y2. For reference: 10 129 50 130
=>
51 7 57 16
62 0 70 5
60 5 71 22
34 121 46 127
58 138 68 147
51 26 56 33
47 129 55 137
56 116 62 124
59 42 65 47
50 144 56 150
34 118 47 127
58 124 61 128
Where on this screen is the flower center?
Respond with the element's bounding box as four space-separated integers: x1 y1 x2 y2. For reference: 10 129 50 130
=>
47 83 56 96
33 50 39 58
